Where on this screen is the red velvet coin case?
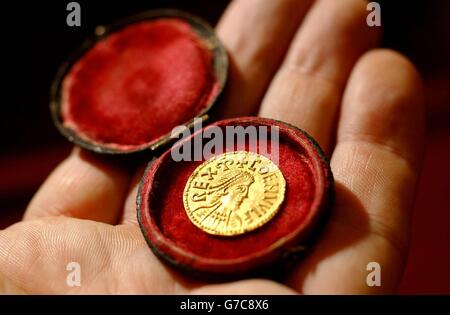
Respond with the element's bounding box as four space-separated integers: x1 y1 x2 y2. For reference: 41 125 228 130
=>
50 10 334 279
137 117 334 278
51 10 228 154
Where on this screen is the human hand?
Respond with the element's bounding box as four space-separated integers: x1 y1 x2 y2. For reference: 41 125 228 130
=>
0 0 424 294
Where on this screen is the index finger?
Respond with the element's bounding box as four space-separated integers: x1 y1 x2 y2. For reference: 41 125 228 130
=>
216 0 314 117
23 148 131 224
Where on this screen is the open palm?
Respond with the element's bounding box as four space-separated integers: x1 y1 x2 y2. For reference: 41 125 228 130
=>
0 0 424 294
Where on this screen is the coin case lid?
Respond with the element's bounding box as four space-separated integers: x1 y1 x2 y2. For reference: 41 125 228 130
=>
137 117 334 278
50 9 228 155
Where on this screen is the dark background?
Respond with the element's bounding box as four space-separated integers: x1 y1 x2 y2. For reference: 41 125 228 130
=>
0 0 449 293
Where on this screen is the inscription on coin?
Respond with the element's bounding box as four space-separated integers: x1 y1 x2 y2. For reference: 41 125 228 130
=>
183 151 286 236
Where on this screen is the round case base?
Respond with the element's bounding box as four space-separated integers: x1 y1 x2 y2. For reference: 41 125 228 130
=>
137 117 334 278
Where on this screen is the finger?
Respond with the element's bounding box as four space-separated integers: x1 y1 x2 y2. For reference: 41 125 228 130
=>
24 148 131 224
0 218 144 293
259 0 380 152
0 219 205 294
216 0 314 118
121 163 147 225
190 279 297 295
288 49 425 293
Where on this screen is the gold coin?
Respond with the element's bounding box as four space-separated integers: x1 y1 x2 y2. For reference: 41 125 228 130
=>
183 151 286 236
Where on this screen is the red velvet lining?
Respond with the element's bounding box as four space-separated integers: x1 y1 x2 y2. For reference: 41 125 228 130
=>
139 117 331 273
153 141 314 259
62 18 218 151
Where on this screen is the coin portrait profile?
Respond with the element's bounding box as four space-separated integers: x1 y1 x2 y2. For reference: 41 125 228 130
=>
183 151 286 236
